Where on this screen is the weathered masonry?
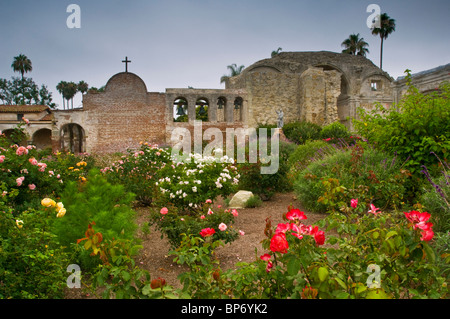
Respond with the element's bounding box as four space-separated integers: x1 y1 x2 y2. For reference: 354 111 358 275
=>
0 51 448 154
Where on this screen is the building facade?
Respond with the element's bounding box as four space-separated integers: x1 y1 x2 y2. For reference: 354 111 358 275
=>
0 51 448 154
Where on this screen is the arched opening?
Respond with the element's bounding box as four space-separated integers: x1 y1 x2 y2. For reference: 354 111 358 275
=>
60 123 85 153
195 98 209 122
173 97 188 122
32 128 52 150
314 64 350 124
233 97 243 122
217 97 227 122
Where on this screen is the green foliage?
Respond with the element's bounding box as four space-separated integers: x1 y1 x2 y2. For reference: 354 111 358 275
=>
293 143 410 213
282 121 322 144
419 161 450 232
287 140 339 181
238 141 294 200
353 71 450 177
320 121 351 140
149 204 239 249
244 194 263 208
102 143 172 206
0 76 55 107
52 169 137 269
0 207 70 299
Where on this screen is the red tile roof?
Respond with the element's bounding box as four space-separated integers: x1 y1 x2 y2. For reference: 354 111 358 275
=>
0 105 50 113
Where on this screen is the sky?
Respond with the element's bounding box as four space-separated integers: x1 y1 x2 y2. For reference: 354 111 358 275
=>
1 0 449 109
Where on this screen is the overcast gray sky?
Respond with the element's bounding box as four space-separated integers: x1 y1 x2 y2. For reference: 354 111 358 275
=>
1 0 449 108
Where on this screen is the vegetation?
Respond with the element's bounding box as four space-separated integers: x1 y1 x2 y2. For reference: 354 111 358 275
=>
341 33 369 56
371 12 396 69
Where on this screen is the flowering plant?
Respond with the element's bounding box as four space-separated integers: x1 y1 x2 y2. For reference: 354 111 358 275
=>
156 152 239 212
149 202 242 249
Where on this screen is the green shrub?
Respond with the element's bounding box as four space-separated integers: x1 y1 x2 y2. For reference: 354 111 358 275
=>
320 121 350 140
149 204 240 249
282 121 322 145
354 71 450 178
0 206 70 299
52 169 137 269
238 141 294 200
419 161 450 233
244 195 263 208
294 144 409 213
287 140 341 181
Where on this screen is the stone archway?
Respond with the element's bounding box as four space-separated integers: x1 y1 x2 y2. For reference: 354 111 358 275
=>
32 128 52 150
60 123 85 153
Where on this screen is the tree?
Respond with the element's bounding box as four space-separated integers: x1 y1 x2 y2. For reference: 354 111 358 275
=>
271 47 282 57
220 64 245 84
77 80 89 95
56 81 67 109
11 54 33 104
371 13 396 70
62 82 78 109
341 33 369 57
0 77 55 108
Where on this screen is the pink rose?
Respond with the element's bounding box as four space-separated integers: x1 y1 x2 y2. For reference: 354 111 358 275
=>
16 146 28 156
368 204 381 215
0 155 5 163
350 199 358 208
231 209 239 217
28 184 36 190
160 207 168 215
29 158 38 165
218 223 227 231
16 176 25 186
239 230 245 236
205 199 212 204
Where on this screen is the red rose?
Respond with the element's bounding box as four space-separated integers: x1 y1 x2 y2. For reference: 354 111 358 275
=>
286 208 307 221
311 226 325 246
270 233 289 254
199 228 216 238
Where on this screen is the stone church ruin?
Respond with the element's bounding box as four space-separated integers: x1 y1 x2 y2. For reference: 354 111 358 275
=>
0 51 448 154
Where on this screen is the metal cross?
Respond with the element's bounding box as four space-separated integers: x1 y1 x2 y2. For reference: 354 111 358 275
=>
122 56 131 72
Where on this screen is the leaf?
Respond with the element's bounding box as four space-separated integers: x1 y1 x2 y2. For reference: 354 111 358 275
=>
422 242 436 263
334 277 347 290
84 239 92 250
385 230 397 239
318 267 329 282
287 257 301 276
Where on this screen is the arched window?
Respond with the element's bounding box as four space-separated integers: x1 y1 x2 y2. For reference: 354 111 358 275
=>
195 98 209 122
217 97 226 122
233 97 243 122
60 123 85 153
173 97 188 122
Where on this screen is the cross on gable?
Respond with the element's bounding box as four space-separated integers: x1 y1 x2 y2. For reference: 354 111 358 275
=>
122 56 131 72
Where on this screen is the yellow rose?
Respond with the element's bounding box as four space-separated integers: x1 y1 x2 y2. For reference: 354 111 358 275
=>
16 220 23 229
56 208 66 218
56 202 64 211
41 198 56 207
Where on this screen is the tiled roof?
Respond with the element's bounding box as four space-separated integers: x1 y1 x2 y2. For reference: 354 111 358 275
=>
0 105 50 113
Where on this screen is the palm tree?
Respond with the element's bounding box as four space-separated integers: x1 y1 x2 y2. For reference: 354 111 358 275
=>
341 33 369 56
371 13 396 70
61 82 77 109
11 54 32 104
271 47 282 57
220 64 245 84
77 80 89 95
56 81 67 109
